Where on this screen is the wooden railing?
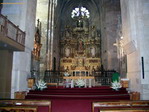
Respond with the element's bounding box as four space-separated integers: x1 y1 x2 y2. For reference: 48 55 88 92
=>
0 14 25 46
44 70 115 86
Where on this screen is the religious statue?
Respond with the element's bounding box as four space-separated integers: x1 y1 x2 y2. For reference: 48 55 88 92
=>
91 26 96 38
78 40 84 51
65 26 72 37
77 19 83 28
32 22 42 60
66 30 70 37
65 47 70 57
35 31 40 43
90 47 96 57
32 42 42 60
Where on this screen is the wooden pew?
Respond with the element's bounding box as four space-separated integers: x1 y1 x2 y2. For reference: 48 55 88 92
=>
0 106 37 112
92 100 149 112
99 108 149 112
0 99 51 112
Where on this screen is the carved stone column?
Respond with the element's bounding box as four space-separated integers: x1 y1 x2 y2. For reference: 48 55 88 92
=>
46 0 56 70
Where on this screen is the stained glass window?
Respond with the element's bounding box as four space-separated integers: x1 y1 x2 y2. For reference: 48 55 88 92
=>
71 7 90 19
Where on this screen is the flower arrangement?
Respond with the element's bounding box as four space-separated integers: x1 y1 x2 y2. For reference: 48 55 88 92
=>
75 79 85 87
111 80 122 91
64 72 70 77
35 80 47 91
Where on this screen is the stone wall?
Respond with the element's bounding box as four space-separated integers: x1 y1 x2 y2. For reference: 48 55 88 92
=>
121 0 149 100
1 0 37 98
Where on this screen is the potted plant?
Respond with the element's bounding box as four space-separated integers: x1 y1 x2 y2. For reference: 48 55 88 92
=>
64 72 70 77
35 80 47 91
111 80 122 91
75 79 85 88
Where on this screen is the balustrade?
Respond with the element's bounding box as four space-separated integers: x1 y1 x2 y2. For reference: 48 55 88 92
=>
94 70 115 86
44 70 115 86
0 14 25 46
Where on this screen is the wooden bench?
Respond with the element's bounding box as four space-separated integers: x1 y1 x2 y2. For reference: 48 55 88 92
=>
99 108 149 112
92 100 149 112
0 106 37 112
0 99 51 112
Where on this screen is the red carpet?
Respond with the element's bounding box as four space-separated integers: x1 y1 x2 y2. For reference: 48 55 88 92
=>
52 99 92 112
26 86 130 112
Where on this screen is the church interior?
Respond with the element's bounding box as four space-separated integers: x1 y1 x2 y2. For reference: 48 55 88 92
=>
1 0 149 112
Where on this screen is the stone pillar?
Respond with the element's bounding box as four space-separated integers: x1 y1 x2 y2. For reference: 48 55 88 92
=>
121 0 149 100
46 0 56 70
46 0 52 70
100 0 121 71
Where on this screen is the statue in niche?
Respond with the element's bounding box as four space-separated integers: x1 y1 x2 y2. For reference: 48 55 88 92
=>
65 47 70 57
77 58 84 67
97 30 101 37
90 47 96 57
78 40 84 51
91 26 96 38
92 66 96 71
66 30 70 37
65 26 71 37
77 19 83 28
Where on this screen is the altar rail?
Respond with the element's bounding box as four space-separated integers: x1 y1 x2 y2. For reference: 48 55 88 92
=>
44 70 62 84
94 70 115 86
0 14 25 46
44 70 115 86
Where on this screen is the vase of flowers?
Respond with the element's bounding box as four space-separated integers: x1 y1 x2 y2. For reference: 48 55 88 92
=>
75 79 85 88
64 72 70 77
35 80 47 91
111 80 122 91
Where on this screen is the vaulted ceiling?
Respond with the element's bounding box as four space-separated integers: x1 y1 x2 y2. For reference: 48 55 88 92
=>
56 0 101 32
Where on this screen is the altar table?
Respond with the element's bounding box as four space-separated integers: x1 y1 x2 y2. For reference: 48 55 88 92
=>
63 76 95 88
